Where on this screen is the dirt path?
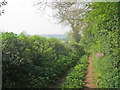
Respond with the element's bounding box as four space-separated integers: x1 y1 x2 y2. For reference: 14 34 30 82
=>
84 57 98 88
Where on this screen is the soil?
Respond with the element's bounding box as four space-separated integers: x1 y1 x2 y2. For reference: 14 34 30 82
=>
49 56 98 88
84 57 98 88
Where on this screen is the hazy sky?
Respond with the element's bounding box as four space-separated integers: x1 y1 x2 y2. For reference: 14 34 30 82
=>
0 0 70 35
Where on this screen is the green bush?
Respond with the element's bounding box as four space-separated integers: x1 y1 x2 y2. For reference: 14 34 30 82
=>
62 55 88 88
81 2 120 88
2 32 83 88
92 55 119 88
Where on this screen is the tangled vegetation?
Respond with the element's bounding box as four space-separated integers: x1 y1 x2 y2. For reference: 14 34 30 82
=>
62 55 88 88
81 2 120 88
1 1 120 88
2 32 85 88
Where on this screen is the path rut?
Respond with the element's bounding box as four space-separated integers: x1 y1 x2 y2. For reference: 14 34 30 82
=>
84 57 98 88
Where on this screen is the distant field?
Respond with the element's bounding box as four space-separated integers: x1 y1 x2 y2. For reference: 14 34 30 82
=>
39 34 67 39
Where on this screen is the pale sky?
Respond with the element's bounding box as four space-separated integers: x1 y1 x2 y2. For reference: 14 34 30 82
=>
0 0 70 35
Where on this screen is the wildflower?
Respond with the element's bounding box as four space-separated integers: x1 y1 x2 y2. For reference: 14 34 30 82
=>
96 53 103 58
96 53 100 58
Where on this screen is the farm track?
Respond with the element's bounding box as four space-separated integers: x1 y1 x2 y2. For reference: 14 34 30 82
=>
84 57 98 88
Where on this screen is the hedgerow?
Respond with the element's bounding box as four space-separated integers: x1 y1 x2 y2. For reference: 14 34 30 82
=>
62 55 88 88
2 32 85 88
81 2 120 88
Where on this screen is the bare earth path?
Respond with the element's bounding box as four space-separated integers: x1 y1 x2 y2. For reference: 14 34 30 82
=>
84 57 98 88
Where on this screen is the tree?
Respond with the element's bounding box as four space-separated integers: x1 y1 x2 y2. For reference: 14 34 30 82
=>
34 0 89 43
0 0 7 15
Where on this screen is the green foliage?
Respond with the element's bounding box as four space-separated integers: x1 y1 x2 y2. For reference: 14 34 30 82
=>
2 2 120 88
2 32 84 88
71 43 85 57
81 2 120 88
62 55 88 88
92 54 119 88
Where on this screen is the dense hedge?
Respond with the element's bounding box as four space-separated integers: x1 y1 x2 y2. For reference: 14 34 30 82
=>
92 55 119 88
81 2 120 88
2 2 119 88
2 32 85 88
62 55 88 88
